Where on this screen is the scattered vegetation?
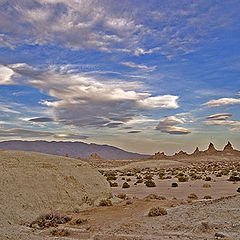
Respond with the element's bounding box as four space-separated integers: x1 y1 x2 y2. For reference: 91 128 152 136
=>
171 182 178 187
122 182 130 188
144 179 156 187
50 229 70 237
188 193 198 200
99 199 112 206
204 195 212 199
116 193 127 199
71 218 88 225
178 176 189 182
29 214 72 229
205 176 212 181
148 207 167 217
202 183 211 188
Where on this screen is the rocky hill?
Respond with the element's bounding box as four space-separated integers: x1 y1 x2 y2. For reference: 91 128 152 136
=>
0 140 150 159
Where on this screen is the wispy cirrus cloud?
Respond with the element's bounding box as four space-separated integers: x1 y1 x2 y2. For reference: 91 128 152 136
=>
120 61 157 72
156 116 191 135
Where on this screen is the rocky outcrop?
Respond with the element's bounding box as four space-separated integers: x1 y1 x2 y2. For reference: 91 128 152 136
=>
205 142 218 154
223 141 234 151
0 150 112 227
174 150 189 158
149 152 168 159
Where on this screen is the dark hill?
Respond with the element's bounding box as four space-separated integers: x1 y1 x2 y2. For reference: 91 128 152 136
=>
0 140 150 159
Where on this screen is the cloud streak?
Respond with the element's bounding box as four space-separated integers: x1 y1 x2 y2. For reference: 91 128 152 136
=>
0 128 88 139
204 98 240 107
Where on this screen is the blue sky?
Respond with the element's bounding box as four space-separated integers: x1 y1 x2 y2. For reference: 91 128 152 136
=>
0 0 240 154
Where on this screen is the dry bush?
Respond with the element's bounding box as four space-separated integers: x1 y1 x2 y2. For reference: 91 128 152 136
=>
204 195 212 199
99 199 112 206
122 182 130 188
116 193 127 199
171 182 178 187
178 176 189 182
202 183 211 188
50 229 70 237
109 181 118 187
188 193 198 200
71 218 88 225
148 207 167 217
144 194 166 201
29 214 72 229
144 179 156 187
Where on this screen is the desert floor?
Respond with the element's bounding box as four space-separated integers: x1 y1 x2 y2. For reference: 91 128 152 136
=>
19 157 240 240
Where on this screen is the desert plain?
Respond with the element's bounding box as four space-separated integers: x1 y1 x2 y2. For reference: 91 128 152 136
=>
1 142 240 240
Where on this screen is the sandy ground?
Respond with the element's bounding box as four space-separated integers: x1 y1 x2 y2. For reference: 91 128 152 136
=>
1 151 240 239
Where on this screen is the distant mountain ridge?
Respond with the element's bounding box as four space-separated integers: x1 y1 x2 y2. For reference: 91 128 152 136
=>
0 140 150 159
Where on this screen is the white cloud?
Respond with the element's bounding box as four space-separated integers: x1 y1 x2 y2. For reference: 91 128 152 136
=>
138 95 179 109
0 65 15 85
206 113 232 120
156 116 191 134
120 61 157 72
5 63 179 128
204 98 240 107
0 1 236 57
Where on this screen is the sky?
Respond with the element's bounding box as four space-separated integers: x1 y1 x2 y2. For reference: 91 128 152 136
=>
0 0 240 155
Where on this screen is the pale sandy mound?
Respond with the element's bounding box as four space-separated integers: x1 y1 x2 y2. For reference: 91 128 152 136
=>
0 150 111 228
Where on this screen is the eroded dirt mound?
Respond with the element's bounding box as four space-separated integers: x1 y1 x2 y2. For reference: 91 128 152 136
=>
0 150 111 227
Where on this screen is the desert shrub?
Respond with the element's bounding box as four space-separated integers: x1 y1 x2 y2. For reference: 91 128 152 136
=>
116 193 127 199
122 182 130 188
136 175 142 179
188 193 198 199
71 218 88 225
228 175 240 181
205 176 211 181
127 172 134 176
237 187 240 193
144 174 153 180
144 194 166 200
178 172 184 177
126 178 131 182
50 229 70 237
216 172 222 177
29 214 72 229
99 199 112 206
122 177 125 180
221 169 230 175
109 181 118 187
144 179 156 187
171 182 178 187
136 179 143 183
107 175 117 181
148 207 167 217
204 195 212 199
202 183 211 188
178 176 189 182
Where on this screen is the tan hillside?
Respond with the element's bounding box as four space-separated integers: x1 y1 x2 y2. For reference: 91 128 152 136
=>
0 150 111 228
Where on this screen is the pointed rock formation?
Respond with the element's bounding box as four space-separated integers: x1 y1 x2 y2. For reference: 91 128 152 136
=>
194 147 200 154
149 152 167 159
89 153 102 159
174 150 188 158
204 142 218 154
223 141 234 151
